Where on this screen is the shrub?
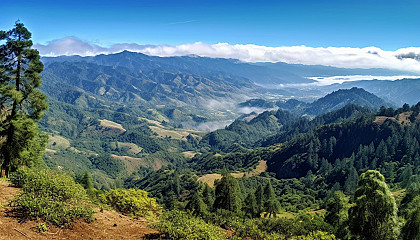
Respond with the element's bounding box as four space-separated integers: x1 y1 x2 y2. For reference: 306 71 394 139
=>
290 231 336 240
10 169 94 226
101 188 160 217
153 210 225 240
36 223 48 232
232 218 284 240
9 168 30 188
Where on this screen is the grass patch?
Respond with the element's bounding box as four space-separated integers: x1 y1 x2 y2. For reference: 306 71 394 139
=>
99 119 126 132
198 160 267 187
47 134 71 150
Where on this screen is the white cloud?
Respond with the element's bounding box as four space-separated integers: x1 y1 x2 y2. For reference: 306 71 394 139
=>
33 37 420 73
34 37 108 56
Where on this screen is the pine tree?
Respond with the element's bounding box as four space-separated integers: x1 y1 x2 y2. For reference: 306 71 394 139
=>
164 191 176 210
243 191 259 218
185 192 207 216
255 184 264 215
0 21 48 175
213 171 241 213
399 164 413 188
82 171 94 190
202 183 214 211
344 166 358 194
263 180 280 217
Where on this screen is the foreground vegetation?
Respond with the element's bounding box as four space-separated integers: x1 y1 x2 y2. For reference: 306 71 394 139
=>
9 168 94 226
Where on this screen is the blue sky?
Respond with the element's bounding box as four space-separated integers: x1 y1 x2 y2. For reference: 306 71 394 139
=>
2 0 420 73
1 0 419 50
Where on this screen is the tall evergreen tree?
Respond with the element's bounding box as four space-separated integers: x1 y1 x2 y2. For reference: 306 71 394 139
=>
243 191 259 218
263 180 280 217
185 192 207 216
164 191 176 210
213 171 241 213
202 183 214 211
349 170 399 240
344 166 358 194
0 21 48 175
81 171 94 190
255 184 264 215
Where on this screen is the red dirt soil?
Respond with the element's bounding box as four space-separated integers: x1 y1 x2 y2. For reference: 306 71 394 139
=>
0 182 160 240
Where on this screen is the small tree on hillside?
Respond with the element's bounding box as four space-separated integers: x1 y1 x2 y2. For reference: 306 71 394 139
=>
0 21 48 175
349 170 399 240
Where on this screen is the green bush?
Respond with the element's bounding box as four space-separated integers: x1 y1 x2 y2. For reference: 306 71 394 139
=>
290 231 336 240
36 223 48 232
154 210 225 240
10 169 94 226
9 168 30 188
100 188 160 217
254 214 333 238
232 218 284 240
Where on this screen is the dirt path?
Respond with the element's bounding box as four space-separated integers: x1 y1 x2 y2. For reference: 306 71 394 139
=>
0 181 160 240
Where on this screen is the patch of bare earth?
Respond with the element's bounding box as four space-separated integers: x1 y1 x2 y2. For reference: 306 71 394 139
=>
0 182 160 240
182 151 199 158
374 116 396 125
111 154 146 173
374 112 420 126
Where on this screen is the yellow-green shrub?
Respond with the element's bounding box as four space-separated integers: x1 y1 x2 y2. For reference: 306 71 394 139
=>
101 188 159 217
153 210 225 240
10 168 94 226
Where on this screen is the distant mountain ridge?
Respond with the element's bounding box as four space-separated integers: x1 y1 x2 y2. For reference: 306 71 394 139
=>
319 78 420 106
239 87 391 116
42 51 414 86
41 60 258 108
41 51 313 85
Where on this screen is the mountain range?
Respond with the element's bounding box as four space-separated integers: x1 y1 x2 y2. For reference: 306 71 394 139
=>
37 51 419 189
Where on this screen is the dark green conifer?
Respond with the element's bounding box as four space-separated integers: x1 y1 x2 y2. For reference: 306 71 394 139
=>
82 171 94 190
243 191 259 218
202 183 214 210
185 192 207 216
0 21 48 175
255 184 264 215
263 180 280 217
213 171 241 213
